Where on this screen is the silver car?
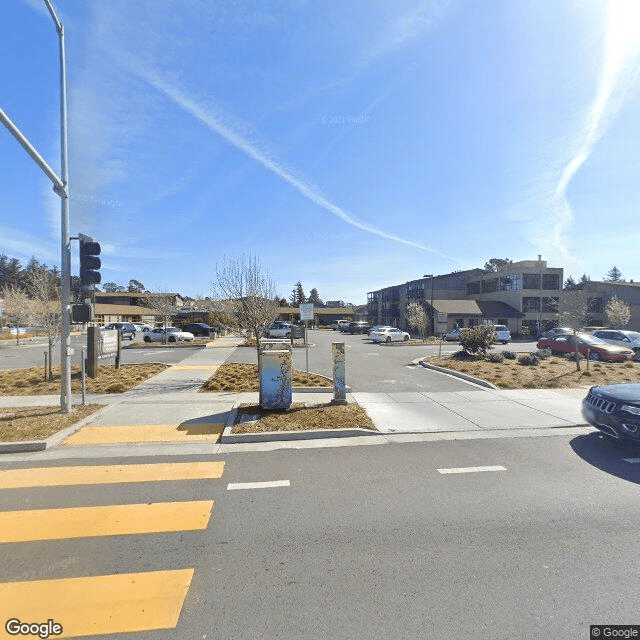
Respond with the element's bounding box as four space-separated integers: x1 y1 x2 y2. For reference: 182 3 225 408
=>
592 329 640 360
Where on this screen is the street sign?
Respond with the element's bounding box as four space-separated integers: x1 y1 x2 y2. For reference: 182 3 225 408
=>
299 303 314 320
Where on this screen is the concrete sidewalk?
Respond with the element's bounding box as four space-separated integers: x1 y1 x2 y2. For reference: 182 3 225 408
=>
0 334 591 454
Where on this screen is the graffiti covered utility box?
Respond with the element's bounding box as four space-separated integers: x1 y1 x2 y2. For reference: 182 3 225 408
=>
260 348 292 410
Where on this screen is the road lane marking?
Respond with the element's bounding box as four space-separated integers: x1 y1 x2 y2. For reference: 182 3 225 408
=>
623 458 640 463
64 423 224 445
0 461 225 489
227 480 290 490
437 465 507 474
0 569 194 638
0 500 214 543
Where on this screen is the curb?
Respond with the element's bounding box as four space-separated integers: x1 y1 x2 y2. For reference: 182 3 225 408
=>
0 404 112 455
419 360 498 389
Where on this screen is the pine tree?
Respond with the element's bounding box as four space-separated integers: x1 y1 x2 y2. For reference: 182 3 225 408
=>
604 266 623 282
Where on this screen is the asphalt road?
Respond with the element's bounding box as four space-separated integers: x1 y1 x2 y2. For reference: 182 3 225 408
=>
232 329 540 392
1 434 639 639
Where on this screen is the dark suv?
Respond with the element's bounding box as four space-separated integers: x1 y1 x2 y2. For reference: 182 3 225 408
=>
181 323 214 337
348 321 370 334
104 322 136 340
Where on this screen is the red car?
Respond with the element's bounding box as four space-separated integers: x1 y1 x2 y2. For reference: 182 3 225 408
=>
536 333 634 362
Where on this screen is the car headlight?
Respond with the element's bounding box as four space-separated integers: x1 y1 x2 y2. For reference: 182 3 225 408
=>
621 405 640 415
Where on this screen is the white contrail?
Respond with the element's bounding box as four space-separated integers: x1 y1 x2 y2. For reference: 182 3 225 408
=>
550 0 640 258
125 59 461 263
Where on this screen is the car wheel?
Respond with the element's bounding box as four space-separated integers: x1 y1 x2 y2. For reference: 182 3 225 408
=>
168 336 176 343
143 335 150 343
501 340 508 344
404 335 409 341
634 349 640 361
588 351 601 361
130 333 135 340
386 336 391 343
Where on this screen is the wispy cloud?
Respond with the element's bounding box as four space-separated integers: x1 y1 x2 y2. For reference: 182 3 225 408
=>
545 0 640 260
122 57 461 263
0 228 59 264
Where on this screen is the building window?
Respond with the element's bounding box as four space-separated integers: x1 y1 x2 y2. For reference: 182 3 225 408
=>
522 297 540 312
500 274 521 291
589 297 603 314
542 297 559 313
542 274 560 290
466 281 480 295
523 274 541 289
482 278 499 293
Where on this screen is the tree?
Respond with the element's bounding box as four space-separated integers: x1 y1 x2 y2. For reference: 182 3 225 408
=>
143 292 180 342
1 284 31 345
289 281 306 306
563 276 578 291
128 279 146 292
308 288 323 306
604 266 623 282
213 254 280 365
405 302 428 340
605 295 631 329
578 274 591 290
25 266 61 379
557 291 591 371
459 325 496 355
484 258 512 273
103 282 125 292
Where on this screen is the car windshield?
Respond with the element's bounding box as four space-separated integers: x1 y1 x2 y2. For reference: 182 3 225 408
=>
578 334 607 345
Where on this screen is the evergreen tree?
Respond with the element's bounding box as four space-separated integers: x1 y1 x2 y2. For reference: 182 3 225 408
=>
308 288 323 305
604 266 623 282
289 281 306 306
563 275 577 291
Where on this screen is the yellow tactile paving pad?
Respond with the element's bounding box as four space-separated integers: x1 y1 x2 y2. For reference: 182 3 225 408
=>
0 461 225 489
64 423 224 445
0 569 194 638
0 500 214 543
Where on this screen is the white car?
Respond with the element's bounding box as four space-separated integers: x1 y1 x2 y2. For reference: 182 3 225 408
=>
492 324 511 344
143 327 194 343
370 327 410 343
592 329 640 360
443 328 462 341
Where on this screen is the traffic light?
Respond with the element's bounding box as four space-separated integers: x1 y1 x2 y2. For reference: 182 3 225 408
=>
79 233 101 290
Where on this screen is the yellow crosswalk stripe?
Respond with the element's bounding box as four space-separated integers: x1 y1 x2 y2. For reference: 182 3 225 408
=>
0 500 214 543
64 422 224 445
0 461 225 489
0 569 194 638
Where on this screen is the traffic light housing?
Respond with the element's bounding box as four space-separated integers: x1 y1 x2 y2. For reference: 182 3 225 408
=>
79 233 101 290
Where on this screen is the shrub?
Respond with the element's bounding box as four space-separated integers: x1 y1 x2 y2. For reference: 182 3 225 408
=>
459 325 496 355
534 349 551 360
502 350 517 360
518 353 539 366
489 353 504 363
564 352 584 362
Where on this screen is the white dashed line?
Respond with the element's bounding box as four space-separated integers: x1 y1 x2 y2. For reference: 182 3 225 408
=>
437 465 507 474
227 480 291 490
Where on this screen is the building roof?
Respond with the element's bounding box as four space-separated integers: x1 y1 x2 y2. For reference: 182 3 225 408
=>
94 304 157 316
429 300 482 315
476 300 525 318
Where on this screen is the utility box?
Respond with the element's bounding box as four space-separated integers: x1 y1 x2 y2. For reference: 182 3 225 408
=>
259 341 292 410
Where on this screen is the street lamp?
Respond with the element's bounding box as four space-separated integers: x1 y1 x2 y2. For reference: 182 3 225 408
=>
0 1 72 411
423 274 435 335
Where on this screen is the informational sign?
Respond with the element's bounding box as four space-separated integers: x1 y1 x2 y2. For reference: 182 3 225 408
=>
99 329 118 359
299 303 314 321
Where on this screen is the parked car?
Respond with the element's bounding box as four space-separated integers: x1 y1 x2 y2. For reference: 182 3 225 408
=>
332 320 350 331
348 321 370 334
443 327 462 341
536 333 634 361
582 383 640 445
368 325 393 336
339 320 352 332
370 327 410 343
537 327 574 339
143 327 194 342
266 322 303 339
592 329 640 360
104 322 136 340
492 324 511 344
181 322 214 337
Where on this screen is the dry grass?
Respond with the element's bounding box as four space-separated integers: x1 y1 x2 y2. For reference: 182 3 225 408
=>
425 354 640 389
200 362 332 392
233 402 376 433
0 363 168 396
0 405 104 442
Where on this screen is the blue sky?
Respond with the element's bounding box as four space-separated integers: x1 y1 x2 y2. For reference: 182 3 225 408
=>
2 0 640 304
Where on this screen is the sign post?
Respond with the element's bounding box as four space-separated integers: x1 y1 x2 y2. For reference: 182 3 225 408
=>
299 303 314 378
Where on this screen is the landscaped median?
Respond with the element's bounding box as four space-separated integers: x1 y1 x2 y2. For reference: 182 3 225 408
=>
421 351 640 389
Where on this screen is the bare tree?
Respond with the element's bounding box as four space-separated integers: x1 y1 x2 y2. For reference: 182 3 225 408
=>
1 285 32 345
605 295 631 329
405 302 428 341
26 267 61 379
558 290 591 371
213 254 279 362
143 292 180 343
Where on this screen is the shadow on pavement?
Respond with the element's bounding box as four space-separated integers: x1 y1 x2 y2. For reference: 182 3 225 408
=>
570 432 640 485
